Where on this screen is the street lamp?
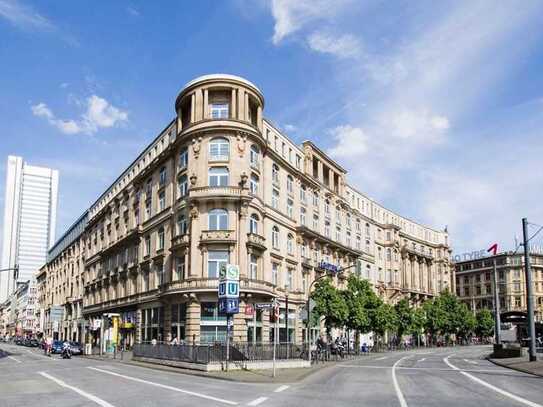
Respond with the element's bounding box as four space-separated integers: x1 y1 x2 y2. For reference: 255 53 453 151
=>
0 265 19 293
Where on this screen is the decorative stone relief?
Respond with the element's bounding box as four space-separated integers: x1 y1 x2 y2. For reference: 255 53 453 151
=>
236 133 247 157
189 203 199 219
192 137 202 159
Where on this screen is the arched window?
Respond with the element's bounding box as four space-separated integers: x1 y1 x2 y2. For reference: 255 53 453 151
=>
287 234 294 255
250 145 260 167
272 226 279 249
249 214 259 234
209 167 229 187
300 185 306 202
209 137 229 161
287 175 293 193
272 163 279 183
250 173 259 195
249 254 258 279
208 209 228 230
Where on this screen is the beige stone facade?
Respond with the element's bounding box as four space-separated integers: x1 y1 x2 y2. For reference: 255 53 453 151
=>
38 74 452 346
455 252 543 321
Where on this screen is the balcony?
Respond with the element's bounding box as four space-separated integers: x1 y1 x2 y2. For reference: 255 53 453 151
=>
200 230 236 245
164 278 220 293
301 256 314 269
246 233 266 251
170 234 190 251
189 186 250 202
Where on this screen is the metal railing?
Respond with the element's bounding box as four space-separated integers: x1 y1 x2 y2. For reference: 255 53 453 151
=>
132 342 306 364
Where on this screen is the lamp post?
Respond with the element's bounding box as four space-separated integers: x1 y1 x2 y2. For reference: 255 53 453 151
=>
0 265 19 295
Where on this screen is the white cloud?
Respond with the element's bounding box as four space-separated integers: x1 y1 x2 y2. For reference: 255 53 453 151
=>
387 109 449 141
327 125 369 158
0 0 53 30
307 31 361 58
284 123 297 132
269 0 352 44
31 95 128 135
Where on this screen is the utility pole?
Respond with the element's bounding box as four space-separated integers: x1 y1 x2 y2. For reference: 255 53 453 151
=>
522 218 537 362
492 258 501 345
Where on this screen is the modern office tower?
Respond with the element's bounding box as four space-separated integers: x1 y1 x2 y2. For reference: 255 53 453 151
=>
0 155 58 302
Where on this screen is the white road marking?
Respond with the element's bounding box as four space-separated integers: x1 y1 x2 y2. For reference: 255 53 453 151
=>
88 367 238 405
274 385 290 393
39 372 116 407
375 356 388 360
444 355 543 407
26 349 56 360
418 358 426 362
8 356 21 363
247 397 268 406
392 356 409 407
416 351 435 355
337 364 518 374
463 358 478 365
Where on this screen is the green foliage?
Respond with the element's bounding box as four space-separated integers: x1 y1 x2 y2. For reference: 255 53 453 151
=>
342 275 379 334
371 302 398 337
311 277 348 336
475 309 495 338
394 298 414 337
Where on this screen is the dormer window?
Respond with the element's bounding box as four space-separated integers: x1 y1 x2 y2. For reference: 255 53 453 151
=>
211 103 229 119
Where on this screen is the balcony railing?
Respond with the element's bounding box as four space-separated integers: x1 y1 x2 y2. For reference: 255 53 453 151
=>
189 185 250 201
246 233 266 250
171 234 190 251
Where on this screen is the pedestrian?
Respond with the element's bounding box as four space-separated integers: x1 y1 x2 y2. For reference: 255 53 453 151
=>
151 338 157 346
170 336 179 345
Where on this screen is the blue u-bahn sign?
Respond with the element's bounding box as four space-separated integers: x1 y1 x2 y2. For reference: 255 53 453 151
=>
318 261 340 273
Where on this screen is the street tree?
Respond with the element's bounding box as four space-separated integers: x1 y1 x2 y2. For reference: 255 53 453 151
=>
311 277 348 339
394 298 414 339
475 309 495 338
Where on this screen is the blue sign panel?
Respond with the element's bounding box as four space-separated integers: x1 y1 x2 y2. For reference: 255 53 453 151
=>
218 281 239 298
219 298 239 314
319 261 340 273
218 282 227 297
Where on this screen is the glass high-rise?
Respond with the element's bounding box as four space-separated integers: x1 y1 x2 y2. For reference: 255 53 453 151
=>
0 156 58 302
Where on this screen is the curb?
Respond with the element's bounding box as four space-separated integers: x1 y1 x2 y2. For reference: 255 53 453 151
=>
486 357 543 378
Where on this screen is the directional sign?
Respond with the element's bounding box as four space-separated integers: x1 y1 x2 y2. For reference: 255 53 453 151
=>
255 303 273 309
487 243 498 256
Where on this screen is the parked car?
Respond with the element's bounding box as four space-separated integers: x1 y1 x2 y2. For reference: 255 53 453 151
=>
51 340 65 354
66 341 83 355
28 339 40 347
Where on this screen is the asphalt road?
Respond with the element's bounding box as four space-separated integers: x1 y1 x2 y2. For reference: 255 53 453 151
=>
0 344 541 407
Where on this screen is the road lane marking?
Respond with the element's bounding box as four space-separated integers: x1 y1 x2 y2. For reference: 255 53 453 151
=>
39 372 116 407
375 356 388 360
26 349 57 361
444 355 543 407
8 356 21 363
337 364 521 374
418 358 426 362
392 356 409 407
463 358 478 365
88 367 238 405
247 397 268 406
274 385 289 393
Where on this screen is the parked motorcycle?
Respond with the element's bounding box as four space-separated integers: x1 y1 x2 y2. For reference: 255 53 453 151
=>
61 346 72 359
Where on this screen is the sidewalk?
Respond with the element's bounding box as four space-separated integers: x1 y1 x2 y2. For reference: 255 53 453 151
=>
488 355 543 377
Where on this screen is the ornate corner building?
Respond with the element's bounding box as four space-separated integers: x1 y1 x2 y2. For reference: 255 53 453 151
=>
37 74 453 346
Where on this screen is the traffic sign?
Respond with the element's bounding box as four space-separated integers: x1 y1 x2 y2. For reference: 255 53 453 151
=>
245 304 255 316
255 303 273 309
218 281 239 298
219 298 240 314
220 264 240 281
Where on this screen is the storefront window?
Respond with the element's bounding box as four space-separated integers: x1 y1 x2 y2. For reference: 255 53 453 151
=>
140 307 164 343
170 303 186 342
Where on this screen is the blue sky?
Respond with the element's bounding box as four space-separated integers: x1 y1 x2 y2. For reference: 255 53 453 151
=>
1 0 543 255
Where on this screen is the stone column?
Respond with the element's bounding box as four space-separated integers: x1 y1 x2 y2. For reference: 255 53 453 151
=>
231 88 237 119
238 90 245 121
203 88 209 119
190 93 195 123
317 160 323 184
195 88 203 121
233 297 248 343
163 300 172 342
185 297 201 345
257 105 263 131
244 92 249 122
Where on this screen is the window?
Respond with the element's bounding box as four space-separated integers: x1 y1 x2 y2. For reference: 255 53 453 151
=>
300 185 306 203
272 263 278 286
208 251 228 278
346 232 351 247
210 103 229 119
336 207 341 225
250 174 259 195
272 164 279 184
250 145 260 168
159 167 167 186
296 155 301 169
272 189 279 209
313 214 319 230
365 223 370 237
313 192 319 207
325 221 331 238
177 213 187 235
178 175 188 197
287 175 293 193
209 137 229 161
174 256 185 280
179 148 188 169
324 200 330 214
209 209 228 230
249 254 258 279
158 191 166 211
287 234 294 255
145 201 151 221
336 226 341 242
386 248 391 261
301 242 307 258
287 198 294 218
378 247 382 260
157 227 165 250
300 207 306 225
356 236 361 250
249 214 259 234
286 268 293 290
144 235 151 256
209 167 229 186
272 226 279 249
